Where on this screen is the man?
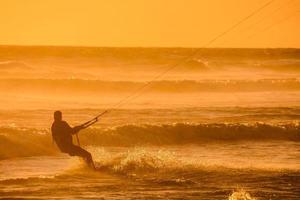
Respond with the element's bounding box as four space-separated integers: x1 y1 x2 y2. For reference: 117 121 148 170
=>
51 110 96 169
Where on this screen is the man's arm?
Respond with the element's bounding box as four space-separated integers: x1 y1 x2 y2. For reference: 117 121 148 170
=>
63 121 82 135
72 125 83 134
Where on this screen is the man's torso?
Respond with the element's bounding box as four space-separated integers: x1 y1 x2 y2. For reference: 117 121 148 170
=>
51 121 73 152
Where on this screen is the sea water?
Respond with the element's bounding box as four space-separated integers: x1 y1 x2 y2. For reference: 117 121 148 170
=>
0 46 300 199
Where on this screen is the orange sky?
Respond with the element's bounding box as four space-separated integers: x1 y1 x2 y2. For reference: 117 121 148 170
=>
0 0 299 48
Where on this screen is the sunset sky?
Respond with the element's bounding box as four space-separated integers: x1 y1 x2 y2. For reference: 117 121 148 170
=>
0 0 299 48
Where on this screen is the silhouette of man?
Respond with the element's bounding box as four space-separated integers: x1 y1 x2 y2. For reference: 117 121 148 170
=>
51 110 96 169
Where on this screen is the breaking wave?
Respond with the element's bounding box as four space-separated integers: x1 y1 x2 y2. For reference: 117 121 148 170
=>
79 123 300 146
0 127 55 159
0 123 299 159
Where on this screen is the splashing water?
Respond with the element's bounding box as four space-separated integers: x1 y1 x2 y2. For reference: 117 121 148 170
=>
1 146 299 199
88 145 300 176
229 189 257 200
90 147 180 174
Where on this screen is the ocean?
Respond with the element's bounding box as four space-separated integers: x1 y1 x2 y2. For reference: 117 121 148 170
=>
0 46 299 199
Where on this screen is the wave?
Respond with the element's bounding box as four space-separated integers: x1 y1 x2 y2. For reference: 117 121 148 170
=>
0 147 297 200
1 45 299 60
0 123 299 159
1 46 300 74
0 60 33 71
0 127 55 159
0 176 55 184
79 123 300 146
2 79 300 94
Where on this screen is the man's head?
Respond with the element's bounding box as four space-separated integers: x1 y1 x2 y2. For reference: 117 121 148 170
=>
54 110 62 121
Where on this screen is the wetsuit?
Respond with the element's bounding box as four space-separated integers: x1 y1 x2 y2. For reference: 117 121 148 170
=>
51 120 93 165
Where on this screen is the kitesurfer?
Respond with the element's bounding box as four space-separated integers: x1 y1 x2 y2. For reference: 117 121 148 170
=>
51 110 96 169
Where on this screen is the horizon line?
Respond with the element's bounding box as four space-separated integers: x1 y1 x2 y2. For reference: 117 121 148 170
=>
0 44 299 50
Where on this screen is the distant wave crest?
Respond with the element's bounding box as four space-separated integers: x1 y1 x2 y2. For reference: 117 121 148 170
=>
2 79 300 93
0 60 32 70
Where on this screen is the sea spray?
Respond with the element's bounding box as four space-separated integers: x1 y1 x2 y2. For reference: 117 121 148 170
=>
229 189 257 200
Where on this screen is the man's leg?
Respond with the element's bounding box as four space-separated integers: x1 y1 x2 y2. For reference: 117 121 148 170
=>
68 145 95 169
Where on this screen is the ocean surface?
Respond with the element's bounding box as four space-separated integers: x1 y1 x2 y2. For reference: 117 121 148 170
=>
0 46 300 199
